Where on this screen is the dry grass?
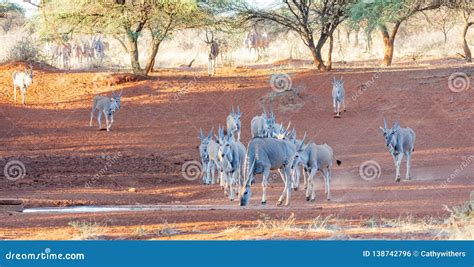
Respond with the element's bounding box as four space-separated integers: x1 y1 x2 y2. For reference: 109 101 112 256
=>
68 220 103 240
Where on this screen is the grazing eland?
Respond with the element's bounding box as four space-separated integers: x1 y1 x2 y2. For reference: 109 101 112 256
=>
291 141 341 201
218 131 246 201
205 31 219 76
332 77 346 117
380 119 416 182
89 91 122 132
240 135 305 207
226 106 241 141
12 65 33 105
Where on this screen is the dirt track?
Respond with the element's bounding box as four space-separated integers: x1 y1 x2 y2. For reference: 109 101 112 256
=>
0 59 472 240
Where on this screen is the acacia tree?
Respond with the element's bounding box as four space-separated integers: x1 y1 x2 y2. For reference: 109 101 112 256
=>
444 0 474 62
235 0 353 71
42 0 206 76
350 0 442 66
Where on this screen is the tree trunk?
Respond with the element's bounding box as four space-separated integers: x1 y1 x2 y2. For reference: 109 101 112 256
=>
126 35 143 75
306 35 328 71
327 33 333 71
144 38 162 75
380 23 401 66
462 21 472 62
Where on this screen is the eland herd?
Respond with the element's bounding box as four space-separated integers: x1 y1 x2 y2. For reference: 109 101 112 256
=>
8 30 416 207
199 101 416 207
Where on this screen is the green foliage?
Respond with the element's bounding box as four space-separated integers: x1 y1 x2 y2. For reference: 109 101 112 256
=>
350 0 406 34
0 0 23 17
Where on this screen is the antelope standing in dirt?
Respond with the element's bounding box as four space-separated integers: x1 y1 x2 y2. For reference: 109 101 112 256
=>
12 65 33 105
205 31 219 76
218 131 246 201
198 128 213 185
226 106 241 141
291 141 341 201
332 77 346 117
380 119 416 182
89 91 122 132
240 135 305 207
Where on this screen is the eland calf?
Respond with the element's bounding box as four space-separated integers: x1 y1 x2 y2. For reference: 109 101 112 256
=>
90 92 122 132
380 119 416 182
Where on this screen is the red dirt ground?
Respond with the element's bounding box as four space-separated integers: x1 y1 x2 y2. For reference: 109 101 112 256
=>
0 58 472 240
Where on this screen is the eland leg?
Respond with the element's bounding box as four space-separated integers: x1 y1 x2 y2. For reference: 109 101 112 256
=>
261 167 270 205
394 154 403 182
97 111 102 130
323 168 331 201
306 169 317 201
405 152 412 180
104 111 110 132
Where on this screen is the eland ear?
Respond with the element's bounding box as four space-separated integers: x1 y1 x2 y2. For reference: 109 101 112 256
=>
392 121 400 131
379 126 386 133
207 127 214 139
199 128 205 140
231 106 235 114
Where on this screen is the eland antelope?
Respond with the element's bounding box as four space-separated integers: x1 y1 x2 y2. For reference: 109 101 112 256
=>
198 128 213 185
380 119 416 182
12 66 33 105
226 106 241 141
291 141 341 201
240 135 305 207
218 131 246 201
89 91 122 132
205 31 219 76
332 77 346 117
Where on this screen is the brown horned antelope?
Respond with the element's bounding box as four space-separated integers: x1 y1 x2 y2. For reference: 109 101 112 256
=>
205 31 219 76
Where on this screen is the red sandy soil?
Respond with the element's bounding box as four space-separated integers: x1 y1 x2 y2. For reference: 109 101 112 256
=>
0 58 472 240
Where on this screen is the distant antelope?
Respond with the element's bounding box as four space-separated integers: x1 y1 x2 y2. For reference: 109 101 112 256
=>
205 31 219 76
90 91 122 132
245 30 269 59
12 65 33 105
332 76 346 117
